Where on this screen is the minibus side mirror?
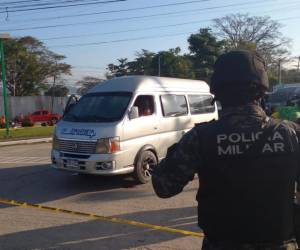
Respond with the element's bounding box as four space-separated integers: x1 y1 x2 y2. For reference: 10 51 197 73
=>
216 101 222 111
64 103 75 116
63 94 80 117
129 106 139 119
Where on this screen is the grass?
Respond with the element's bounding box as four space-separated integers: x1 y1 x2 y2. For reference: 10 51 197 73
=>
0 126 55 141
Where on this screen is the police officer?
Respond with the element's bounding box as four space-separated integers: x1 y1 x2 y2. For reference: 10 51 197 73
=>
152 50 300 250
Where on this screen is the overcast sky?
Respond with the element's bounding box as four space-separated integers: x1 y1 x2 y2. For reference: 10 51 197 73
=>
0 0 299 86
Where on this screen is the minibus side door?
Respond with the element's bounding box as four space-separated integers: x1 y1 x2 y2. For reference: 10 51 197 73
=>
122 94 160 163
156 94 191 159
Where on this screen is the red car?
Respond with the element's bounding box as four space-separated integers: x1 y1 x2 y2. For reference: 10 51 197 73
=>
27 110 61 124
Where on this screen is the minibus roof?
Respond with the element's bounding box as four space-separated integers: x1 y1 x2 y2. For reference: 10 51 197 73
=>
88 75 210 93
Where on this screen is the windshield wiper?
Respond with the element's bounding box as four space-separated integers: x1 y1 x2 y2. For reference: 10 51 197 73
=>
80 115 114 122
64 114 80 121
168 112 186 117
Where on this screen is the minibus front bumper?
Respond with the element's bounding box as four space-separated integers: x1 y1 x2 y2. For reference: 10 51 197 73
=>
51 149 134 175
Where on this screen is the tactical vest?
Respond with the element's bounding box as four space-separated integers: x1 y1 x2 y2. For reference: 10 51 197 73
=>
196 118 300 243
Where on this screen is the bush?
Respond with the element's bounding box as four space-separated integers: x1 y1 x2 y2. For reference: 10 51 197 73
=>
21 119 34 127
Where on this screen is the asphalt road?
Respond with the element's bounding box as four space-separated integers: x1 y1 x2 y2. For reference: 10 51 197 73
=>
0 143 203 250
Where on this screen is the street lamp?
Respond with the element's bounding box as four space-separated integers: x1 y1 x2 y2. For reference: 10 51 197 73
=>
0 33 10 137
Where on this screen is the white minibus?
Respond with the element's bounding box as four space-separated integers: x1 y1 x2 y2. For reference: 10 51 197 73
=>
51 76 218 183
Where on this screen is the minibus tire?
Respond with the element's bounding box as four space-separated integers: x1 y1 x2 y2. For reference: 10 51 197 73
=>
133 150 157 184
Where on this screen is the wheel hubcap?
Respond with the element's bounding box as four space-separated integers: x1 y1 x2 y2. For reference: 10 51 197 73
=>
142 157 155 178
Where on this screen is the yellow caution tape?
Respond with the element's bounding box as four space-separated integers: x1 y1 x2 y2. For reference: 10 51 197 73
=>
0 197 204 238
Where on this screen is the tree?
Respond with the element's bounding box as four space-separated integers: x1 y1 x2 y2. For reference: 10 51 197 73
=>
151 47 195 78
213 14 291 64
106 51 155 78
127 50 155 75
76 76 104 95
106 48 194 79
187 28 225 82
44 85 69 97
106 58 130 78
2 36 71 96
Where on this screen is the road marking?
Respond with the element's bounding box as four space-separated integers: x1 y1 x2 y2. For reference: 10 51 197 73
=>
0 156 50 164
0 197 204 238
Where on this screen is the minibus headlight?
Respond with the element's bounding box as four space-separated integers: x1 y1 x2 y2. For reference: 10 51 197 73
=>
95 137 120 154
52 134 59 150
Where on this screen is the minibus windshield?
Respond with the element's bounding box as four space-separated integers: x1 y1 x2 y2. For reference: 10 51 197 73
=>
63 92 132 122
268 87 300 103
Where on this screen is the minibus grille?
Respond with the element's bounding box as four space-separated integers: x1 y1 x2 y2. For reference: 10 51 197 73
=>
58 139 96 154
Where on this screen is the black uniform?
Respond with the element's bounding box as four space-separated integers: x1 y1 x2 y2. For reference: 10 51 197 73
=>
152 104 300 249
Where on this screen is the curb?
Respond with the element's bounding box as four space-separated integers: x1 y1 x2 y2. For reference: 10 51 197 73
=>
0 137 52 147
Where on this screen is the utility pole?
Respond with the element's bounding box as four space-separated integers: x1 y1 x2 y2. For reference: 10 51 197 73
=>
158 54 161 77
12 61 16 96
278 59 282 86
0 33 10 137
51 62 57 113
297 56 300 73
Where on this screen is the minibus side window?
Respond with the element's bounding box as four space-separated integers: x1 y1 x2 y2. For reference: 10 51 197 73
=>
133 95 155 117
188 95 215 114
160 95 188 117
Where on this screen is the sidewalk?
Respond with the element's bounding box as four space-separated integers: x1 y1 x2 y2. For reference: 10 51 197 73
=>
0 137 52 147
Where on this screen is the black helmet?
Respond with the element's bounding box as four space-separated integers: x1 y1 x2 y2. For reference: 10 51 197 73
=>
211 50 269 106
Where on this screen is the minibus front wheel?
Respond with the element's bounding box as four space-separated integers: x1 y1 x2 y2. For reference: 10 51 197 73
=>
133 150 157 184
